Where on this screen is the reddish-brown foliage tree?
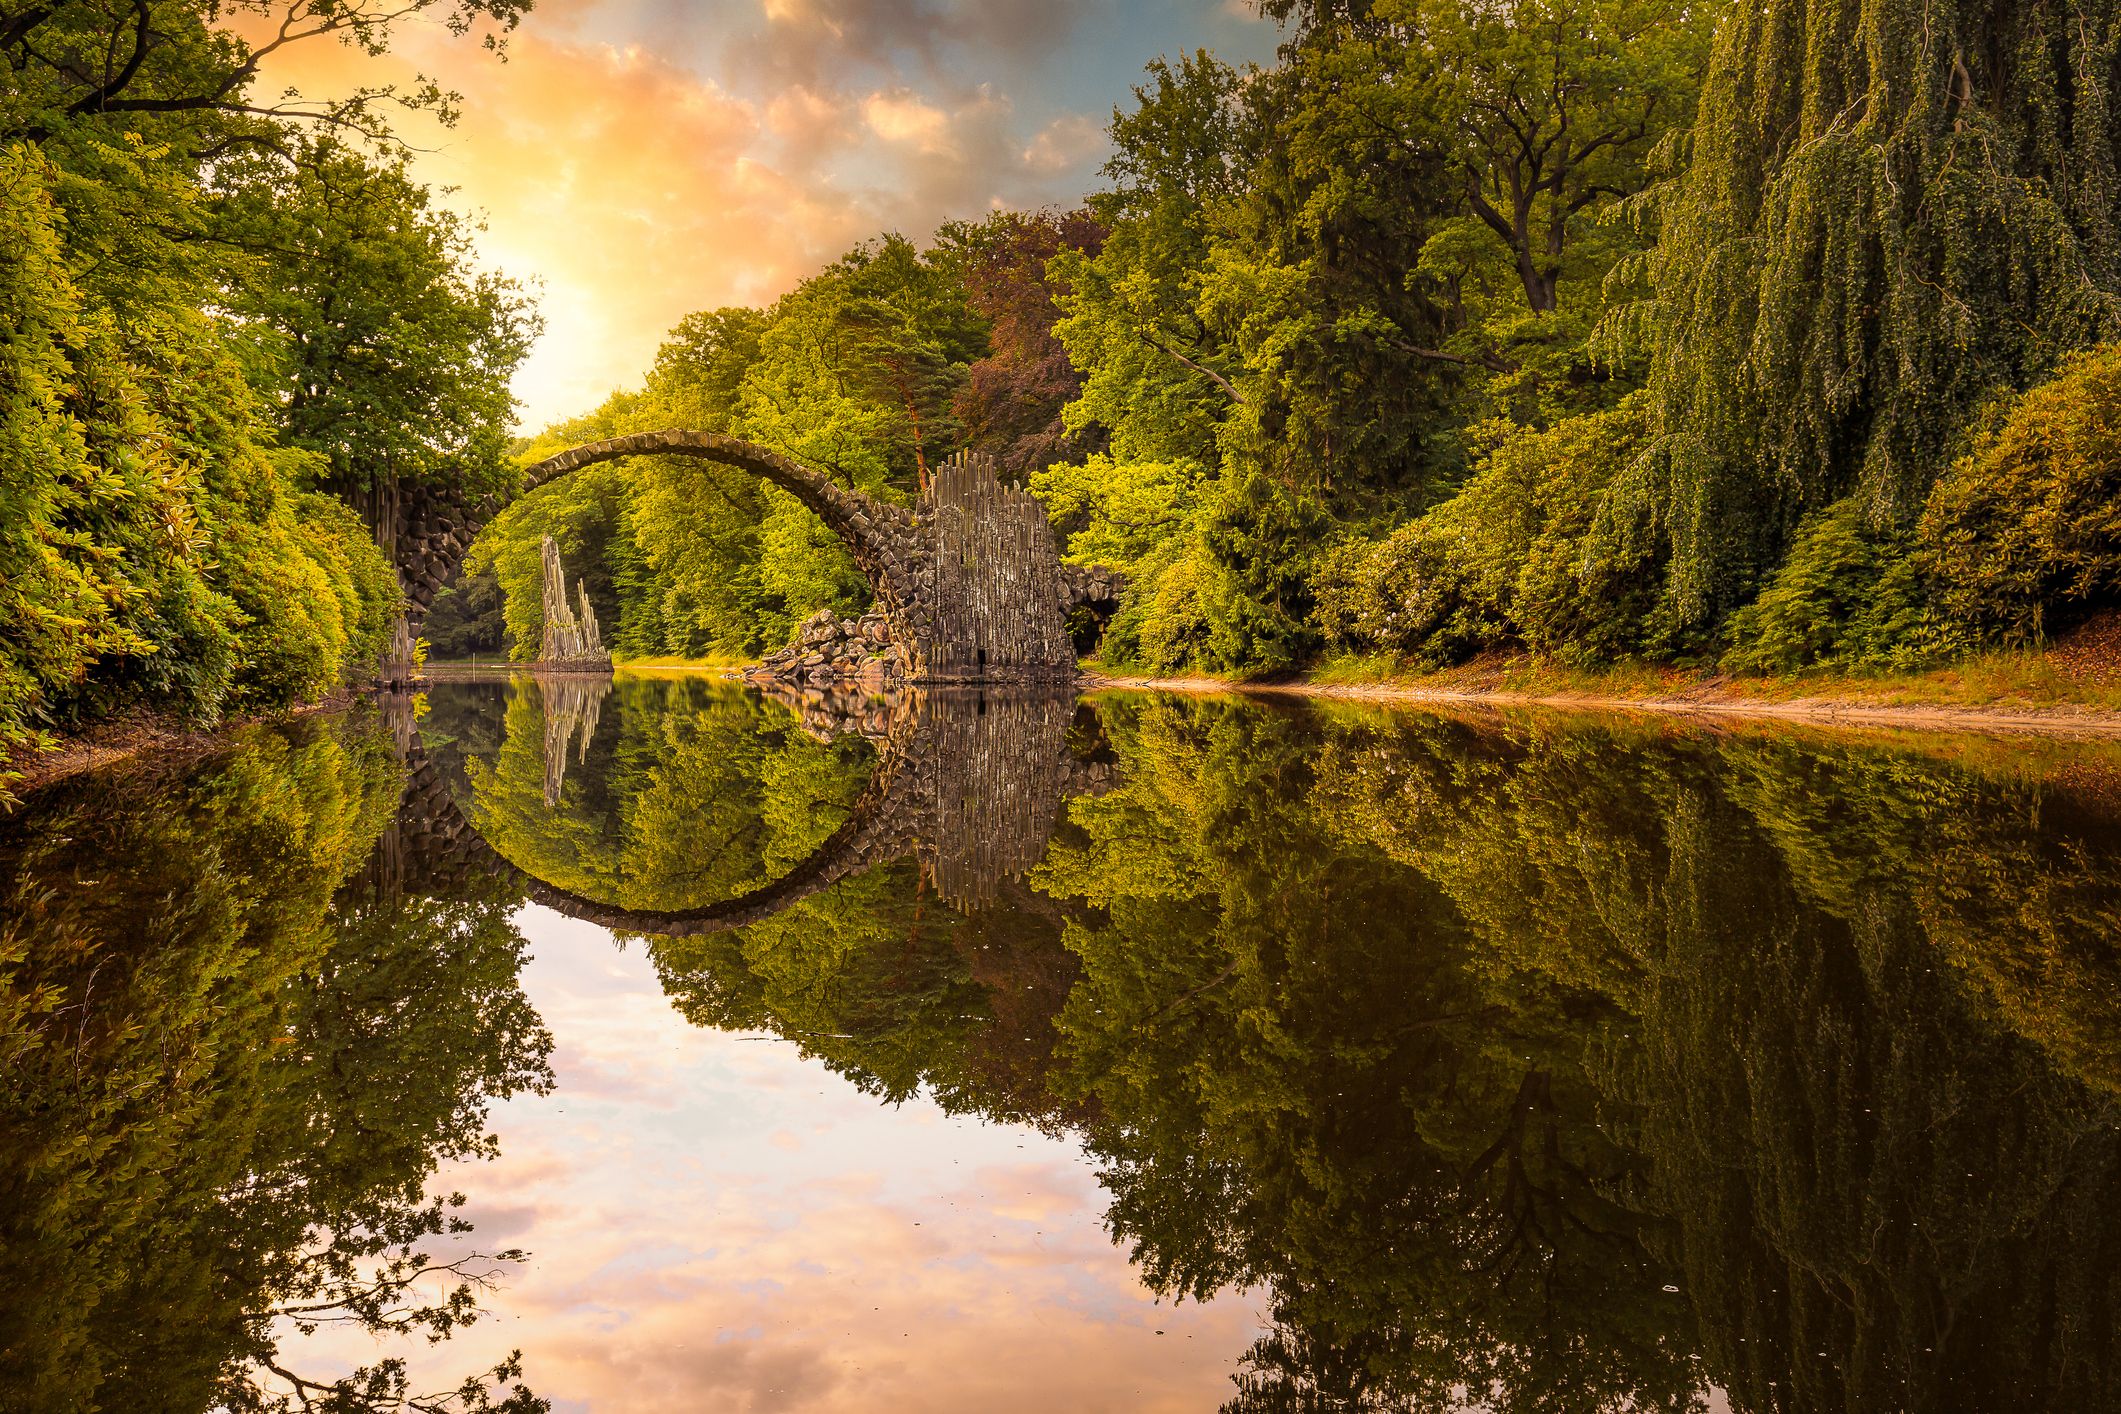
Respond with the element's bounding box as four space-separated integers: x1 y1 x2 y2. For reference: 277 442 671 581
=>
955 210 1110 481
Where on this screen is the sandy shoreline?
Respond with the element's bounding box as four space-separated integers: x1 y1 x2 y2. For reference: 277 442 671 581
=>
15 664 2121 805
1079 673 2121 739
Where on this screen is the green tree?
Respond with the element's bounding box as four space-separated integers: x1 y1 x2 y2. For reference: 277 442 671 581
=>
1625 0 2121 629
1052 51 1254 472
214 139 538 500
736 234 985 494
0 0 531 763
0 144 396 770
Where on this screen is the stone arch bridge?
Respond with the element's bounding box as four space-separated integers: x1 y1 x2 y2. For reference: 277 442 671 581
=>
374 686 1110 936
370 432 1124 682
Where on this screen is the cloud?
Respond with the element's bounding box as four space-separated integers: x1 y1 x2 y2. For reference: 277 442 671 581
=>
290 1087 1261 1410
244 0 1274 429
270 916 1273 1412
1023 113 1105 175
739 0 1107 88
861 90 955 151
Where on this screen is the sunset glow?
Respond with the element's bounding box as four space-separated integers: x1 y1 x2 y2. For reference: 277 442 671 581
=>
255 0 1277 429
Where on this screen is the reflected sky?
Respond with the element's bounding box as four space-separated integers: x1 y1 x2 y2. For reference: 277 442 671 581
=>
289 904 1265 1412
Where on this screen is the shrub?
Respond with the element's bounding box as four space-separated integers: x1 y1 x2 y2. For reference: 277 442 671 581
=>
1309 517 1484 668
217 482 397 710
1311 396 1659 666
72 561 242 725
1132 547 1213 674
1515 398 1666 661
1723 498 1963 675
1918 345 2121 643
1040 461 1320 677
1 151 165 746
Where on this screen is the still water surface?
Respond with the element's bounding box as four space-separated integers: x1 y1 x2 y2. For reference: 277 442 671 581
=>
5 674 2121 1412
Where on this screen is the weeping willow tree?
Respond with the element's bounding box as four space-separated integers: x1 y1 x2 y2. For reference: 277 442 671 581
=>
1622 0 2121 629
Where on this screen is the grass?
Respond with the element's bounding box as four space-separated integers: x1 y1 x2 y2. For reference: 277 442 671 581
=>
612 653 752 672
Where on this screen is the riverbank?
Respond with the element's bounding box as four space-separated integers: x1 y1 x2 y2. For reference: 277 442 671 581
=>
20 639 2121 806
1 691 358 803
1082 636 2121 739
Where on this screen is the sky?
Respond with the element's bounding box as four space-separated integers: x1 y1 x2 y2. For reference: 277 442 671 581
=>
258 0 1282 431
284 907 1268 1412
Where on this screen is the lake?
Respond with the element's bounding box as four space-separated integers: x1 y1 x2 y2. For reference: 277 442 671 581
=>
5 673 2120 1413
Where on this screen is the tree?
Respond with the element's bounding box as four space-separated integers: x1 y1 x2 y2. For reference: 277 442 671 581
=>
1195 41 1464 503
0 0 529 756
946 209 1110 481
738 234 986 494
1381 0 1709 316
214 139 538 499
0 144 396 765
0 0 531 151
1052 51 1255 470
1254 0 1710 410
1625 0 2121 629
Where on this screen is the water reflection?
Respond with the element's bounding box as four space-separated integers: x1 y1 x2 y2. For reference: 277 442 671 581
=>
0 716 551 1411
538 672 610 807
397 677 1100 930
6 679 2121 1412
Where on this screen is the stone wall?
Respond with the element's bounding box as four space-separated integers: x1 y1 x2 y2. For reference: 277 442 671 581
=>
916 451 1075 682
1059 563 1127 613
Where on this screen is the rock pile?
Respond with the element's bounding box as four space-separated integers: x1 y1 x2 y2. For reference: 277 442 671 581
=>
743 609 904 689
756 680 909 743
1060 562 1127 612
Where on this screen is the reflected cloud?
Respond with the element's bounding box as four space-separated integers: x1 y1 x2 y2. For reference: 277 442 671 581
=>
281 917 1262 1411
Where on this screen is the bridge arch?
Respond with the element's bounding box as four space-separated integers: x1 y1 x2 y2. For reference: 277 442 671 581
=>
384 432 1111 683
389 430 929 667
384 686 1099 937
521 431 932 654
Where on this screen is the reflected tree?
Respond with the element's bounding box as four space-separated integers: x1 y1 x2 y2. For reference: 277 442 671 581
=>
398 676 2121 1414
1035 697 1698 1413
459 675 872 913
0 713 553 1412
1313 711 2121 1412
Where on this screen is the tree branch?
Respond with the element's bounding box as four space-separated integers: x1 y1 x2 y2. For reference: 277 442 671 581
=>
1380 335 1518 375
59 0 152 116
1137 329 1247 405
0 5 59 51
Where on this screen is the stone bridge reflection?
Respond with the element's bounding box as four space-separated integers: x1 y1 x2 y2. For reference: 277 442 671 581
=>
376 682 1111 934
